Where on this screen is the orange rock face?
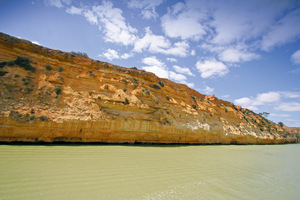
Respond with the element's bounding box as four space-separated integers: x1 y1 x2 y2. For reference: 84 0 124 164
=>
0 32 297 144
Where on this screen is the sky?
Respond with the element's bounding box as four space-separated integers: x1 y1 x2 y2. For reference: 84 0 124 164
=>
0 0 300 127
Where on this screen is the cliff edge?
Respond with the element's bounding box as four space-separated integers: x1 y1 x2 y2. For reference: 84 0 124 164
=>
0 32 298 144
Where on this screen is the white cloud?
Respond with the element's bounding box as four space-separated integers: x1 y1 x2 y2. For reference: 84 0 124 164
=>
93 2 138 46
234 97 258 110
166 58 177 62
191 49 196 56
142 56 169 78
141 56 195 88
83 10 98 25
66 6 82 15
133 27 189 57
169 71 186 82
291 49 300 65
222 95 230 98
196 59 229 78
276 102 300 112
173 65 194 76
181 81 195 88
31 41 40 45
269 113 291 117
255 92 281 105
203 86 214 94
127 0 164 20
44 0 70 8
121 53 133 59
161 2 206 40
219 48 259 63
101 49 119 60
261 9 300 51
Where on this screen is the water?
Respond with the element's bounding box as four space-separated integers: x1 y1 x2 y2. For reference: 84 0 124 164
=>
0 144 299 200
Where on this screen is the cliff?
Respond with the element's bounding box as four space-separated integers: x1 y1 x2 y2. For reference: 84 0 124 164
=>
0 32 297 144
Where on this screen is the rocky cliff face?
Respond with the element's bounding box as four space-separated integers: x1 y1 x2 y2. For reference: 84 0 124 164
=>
0 32 297 144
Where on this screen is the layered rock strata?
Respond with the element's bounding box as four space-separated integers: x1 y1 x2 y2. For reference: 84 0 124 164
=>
0 32 297 144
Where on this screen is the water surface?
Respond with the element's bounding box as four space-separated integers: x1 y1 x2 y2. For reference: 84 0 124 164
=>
0 144 299 199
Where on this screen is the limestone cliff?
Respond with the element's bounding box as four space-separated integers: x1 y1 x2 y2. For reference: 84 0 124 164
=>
0 32 297 144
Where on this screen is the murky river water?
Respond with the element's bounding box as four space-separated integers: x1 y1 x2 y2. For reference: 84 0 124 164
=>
0 144 299 199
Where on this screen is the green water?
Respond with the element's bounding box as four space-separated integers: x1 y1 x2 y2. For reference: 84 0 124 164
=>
0 144 299 200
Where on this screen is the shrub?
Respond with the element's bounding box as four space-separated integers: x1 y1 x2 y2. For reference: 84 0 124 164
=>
166 95 171 101
123 88 127 92
45 64 52 71
7 61 15 66
22 78 30 85
71 51 89 58
145 89 150 95
55 87 61 96
30 109 35 114
150 84 161 90
131 77 138 84
104 85 109 90
131 67 137 70
224 107 228 112
124 98 129 105
14 57 36 73
14 74 20 78
29 116 34 120
58 66 64 72
39 116 47 121
192 104 197 109
0 62 7 68
0 71 8 76
192 96 197 102
159 80 164 87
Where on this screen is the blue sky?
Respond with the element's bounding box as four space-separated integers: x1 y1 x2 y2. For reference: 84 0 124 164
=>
1 0 300 127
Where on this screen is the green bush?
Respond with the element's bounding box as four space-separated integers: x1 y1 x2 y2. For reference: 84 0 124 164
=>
58 66 64 72
159 80 164 87
55 87 61 96
150 84 161 90
131 67 137 70
14 57 36 73
131 77 138 84
192 104 197 109
39 116 47 121
124 98 129 105
166 95 171 101
0 71 8 76
45 64 52 71
0 62 7 68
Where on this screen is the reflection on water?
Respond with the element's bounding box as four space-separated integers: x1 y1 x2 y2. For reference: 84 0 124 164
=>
0 144 299 200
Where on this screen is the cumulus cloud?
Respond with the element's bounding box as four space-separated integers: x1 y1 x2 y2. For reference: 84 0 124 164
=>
45 0 71 8
166 58 177 62
196 59 229 78
101 49 120 60
276 102 300 112
161 2 206 40
203 86 214 94
141 56 195 87
261 9 300 51
291 49 300 65
133 27 189 57
169 71 187 82
65 1 137 46
100 49 133 60
235 91 300 114
66 6 82 15
234 97 258 110
142 56 169 78
173 65 194 76
31 41 40 45
127 0 164 20
219 48 259 63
